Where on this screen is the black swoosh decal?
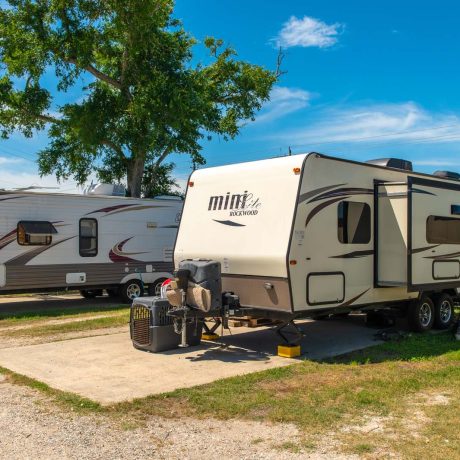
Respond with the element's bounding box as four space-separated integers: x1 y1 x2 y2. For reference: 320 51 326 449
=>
299 184 346 204
0 196 26 202
412 188 436 196
337 289 370 308
330 250 374 259
5 236 77 266
411 245 440 254
213 220 246 227
424 252 460 260
305 196 348 228
308 187 373 203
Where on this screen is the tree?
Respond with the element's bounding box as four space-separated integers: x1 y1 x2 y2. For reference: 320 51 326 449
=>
141 162 180 198
0 0 281 197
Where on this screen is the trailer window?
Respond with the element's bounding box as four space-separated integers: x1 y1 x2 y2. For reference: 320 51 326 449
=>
79 218 98 257
338 202 371 244
426 216 460 244
17 221 57 246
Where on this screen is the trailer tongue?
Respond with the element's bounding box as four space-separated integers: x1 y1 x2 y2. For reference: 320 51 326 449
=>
130 258 303 353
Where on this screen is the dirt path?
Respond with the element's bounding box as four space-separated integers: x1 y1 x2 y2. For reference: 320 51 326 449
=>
0 379 353 460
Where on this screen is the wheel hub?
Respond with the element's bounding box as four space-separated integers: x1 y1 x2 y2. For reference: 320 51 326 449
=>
439 300 452 323
127 283 141 299
419 302 432 327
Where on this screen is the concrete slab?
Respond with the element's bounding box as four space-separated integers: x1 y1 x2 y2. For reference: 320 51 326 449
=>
0 315 383 404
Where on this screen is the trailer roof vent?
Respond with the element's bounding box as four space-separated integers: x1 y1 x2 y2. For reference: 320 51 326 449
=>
433 170 460 181
366 158 413 171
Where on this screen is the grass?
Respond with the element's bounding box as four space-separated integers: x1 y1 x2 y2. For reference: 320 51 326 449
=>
0 305 130 338
0 305 128 324
110 332 460 457
0 365 101 413
1 313 130 337
0 327 459 457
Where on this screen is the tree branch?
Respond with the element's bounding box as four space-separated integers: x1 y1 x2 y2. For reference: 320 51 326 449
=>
55 9 124 92
36 113 61 124
154 146 172 167
64 57 123 91
275 47 287 78
101 139 126 161
87 63 123 90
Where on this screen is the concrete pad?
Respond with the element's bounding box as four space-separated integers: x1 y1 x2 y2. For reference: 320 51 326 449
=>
0 315 382 404
0 332 296 404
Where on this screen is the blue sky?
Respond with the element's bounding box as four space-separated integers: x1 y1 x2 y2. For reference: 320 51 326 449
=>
1 0 460 191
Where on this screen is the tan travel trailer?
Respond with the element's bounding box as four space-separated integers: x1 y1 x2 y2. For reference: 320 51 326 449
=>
173 153 460 333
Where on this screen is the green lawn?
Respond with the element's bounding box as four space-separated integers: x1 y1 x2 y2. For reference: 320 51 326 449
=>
0 305 128 324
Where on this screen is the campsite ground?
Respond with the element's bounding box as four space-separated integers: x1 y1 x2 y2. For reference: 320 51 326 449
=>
0 294 459 459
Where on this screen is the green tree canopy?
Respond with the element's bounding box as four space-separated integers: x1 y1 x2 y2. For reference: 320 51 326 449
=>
140 162 180 198
0 0 281 196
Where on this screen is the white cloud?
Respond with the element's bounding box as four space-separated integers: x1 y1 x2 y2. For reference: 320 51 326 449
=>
276 102 460 147
0 156 24 165
274 16 343 49
255 86 312 123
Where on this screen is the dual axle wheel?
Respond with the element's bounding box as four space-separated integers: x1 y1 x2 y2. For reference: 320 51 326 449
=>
408 293 455 332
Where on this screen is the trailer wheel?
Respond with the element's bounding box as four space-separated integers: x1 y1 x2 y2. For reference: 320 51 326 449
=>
433 293 454 329
148 278 168 297
80 289 102 299
120 280 144 303
408 296 434 332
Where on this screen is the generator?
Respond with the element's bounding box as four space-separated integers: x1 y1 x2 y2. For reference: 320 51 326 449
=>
130 296 202 352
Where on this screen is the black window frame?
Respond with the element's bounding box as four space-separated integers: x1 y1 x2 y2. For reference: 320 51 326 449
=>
426 215 460 245
79 218 98 257
338 201 371 244
17 220 55 246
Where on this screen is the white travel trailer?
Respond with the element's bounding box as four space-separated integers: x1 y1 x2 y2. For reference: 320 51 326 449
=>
174 152 460 333
0 191 181 302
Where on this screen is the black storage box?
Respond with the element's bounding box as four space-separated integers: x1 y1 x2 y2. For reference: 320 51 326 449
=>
130 296 202 352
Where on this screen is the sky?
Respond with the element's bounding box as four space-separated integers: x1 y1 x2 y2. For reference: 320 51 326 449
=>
1 0 460 193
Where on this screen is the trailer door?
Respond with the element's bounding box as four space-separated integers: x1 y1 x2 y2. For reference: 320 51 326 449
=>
376 182 408 286
409 177 460 290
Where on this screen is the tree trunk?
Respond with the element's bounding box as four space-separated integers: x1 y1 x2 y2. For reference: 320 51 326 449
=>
126 155 145 198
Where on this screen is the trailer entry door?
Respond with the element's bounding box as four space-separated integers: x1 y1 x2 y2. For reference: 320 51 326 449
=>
375 182 408 287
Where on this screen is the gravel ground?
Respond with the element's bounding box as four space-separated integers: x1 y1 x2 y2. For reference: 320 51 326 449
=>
0 378 354 460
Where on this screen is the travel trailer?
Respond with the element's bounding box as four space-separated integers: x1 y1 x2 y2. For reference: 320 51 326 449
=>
170 152 460 335
0 191 181 302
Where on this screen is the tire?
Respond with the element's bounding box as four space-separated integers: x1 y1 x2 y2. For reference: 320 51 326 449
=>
80 289 103 299
120 280 144 304
148 278 168 297
433 293 454 330
408 296 435 332
106 288 120 298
